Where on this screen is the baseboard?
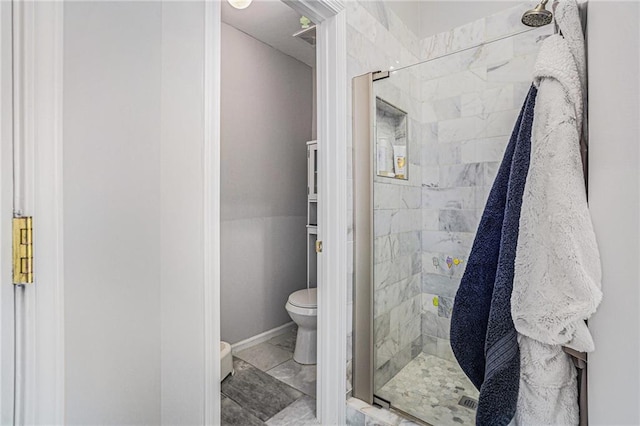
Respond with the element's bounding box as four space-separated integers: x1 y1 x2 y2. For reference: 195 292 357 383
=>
230 321 295 353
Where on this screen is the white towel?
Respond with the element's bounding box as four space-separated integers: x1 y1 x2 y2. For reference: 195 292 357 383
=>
511 1 602 424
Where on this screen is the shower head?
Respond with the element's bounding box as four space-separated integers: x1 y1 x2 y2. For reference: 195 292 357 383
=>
521 0 553 27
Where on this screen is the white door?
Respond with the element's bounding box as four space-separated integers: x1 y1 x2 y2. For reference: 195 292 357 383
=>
2 2 217 424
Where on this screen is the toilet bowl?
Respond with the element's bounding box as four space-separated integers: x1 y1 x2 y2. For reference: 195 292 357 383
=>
285 288 317 365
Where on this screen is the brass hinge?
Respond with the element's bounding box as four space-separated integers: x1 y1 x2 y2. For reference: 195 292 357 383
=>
315 240 323 253
13 217 33 284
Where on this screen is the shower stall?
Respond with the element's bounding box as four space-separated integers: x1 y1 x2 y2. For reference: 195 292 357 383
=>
351 16 553 426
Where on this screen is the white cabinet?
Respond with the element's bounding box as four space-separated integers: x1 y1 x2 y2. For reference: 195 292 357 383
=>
307 141 318 201
307 141 318 289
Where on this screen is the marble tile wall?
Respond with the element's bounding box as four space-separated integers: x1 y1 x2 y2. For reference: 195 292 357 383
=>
417 6 554 361
345 0 553 398
346 0 422 395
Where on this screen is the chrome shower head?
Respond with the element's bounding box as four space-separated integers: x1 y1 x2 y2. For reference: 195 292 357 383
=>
522 0 553 27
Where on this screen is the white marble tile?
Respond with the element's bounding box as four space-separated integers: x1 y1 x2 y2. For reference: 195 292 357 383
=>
439 209 480 233
437 115 484 144
435 68 487 100
235 342 292 372
389 231 421 260
375 253 420 290
422 251 467 279
422 186 475 210
439 163 483 188
374 184 421 210
483 162 501 186
513 26 553 56
374 280 401 316
436 316 451 339
485 108 520 138
422 311 438 337
374 311 391 344
346 402 366 426
482 37 514 68
436 338 456 362
460 92 484 117
374 209 393 237
376 354 478 426
420 30 454 61
390 297 419 331
422 208 439 231
485 2 537 40
436 142 461 166
266 396 318 426
461 136 509 164
433 96 462 121
451 18 485 51
422 273 462 299
422 334 437 356
421 231 474 257
376 333 399 369
487 52 538 83
422 293 439 314
389 209 422 234
513 81 533 106
438 296 455 319
399 315 422 348
474 186 492 210
421 165 439 187
267 360 317 398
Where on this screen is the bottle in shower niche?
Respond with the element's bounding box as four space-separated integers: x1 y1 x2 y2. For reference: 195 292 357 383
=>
393 145 406 179
377 137 395 177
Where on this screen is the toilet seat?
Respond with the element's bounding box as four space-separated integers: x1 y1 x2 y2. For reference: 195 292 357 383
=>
288 288 317 308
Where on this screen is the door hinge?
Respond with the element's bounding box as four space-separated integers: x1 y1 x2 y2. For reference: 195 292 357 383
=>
13 217 33 284
315 240 323 253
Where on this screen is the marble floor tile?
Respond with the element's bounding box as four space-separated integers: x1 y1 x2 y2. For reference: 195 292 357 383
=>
377 353 479 426
235 341 292 371
267 328 298 353
267 359 317 397
221 395 265 426
265 395 318 426
222 358 304 421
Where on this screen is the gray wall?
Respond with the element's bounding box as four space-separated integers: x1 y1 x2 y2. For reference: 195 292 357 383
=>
221 23 312 344
587 2 640 424
64 2 205 424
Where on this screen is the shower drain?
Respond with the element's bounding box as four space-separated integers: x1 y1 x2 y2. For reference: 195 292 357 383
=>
458 396 478 411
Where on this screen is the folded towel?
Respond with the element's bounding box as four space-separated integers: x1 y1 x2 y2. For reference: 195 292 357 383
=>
450 85 537 426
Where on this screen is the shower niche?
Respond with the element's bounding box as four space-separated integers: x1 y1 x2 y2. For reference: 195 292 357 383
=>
375 97 408 180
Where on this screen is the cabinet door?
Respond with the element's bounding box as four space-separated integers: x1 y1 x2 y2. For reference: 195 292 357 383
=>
308 143 318 200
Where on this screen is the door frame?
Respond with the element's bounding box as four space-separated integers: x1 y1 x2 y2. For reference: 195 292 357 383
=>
205 0 348 424
6 0 348 424
5 1 65 425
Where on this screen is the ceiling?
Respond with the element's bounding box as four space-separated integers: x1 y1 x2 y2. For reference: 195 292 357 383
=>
221 0 316 67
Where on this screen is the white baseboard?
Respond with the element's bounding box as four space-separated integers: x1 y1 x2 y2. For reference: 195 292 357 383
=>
230 322 296 354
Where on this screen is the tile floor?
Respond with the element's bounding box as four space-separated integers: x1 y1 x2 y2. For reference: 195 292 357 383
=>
377 353 479 425
221 327 319 426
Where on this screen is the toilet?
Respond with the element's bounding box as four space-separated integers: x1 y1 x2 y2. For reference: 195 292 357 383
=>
285 288 317 365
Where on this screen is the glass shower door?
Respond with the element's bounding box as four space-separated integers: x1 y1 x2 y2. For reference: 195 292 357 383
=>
370 23 553 425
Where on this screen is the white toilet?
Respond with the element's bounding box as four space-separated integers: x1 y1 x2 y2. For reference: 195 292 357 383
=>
285 288 317 365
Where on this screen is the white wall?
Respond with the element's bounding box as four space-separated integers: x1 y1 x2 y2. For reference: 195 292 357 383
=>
63 2 205 424
587 2 640 424
220 23 312 344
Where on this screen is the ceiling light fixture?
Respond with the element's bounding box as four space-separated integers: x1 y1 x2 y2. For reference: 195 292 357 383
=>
227 0 252 10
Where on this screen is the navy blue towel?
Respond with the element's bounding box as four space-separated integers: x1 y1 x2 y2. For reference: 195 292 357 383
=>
450 85 537 426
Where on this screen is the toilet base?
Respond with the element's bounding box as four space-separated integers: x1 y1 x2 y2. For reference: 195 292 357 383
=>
293 327 317 365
